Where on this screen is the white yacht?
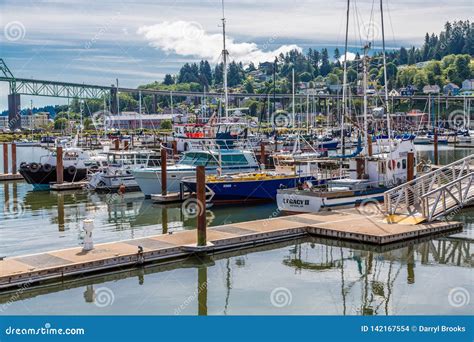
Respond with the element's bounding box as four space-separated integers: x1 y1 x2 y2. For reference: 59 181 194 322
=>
87 150 160 192
131 149 260 197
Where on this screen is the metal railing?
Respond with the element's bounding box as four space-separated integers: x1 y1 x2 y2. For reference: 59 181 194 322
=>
384 154 474 221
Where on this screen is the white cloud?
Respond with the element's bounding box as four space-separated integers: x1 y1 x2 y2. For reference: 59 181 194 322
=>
338 52 357 62
137 21 301 65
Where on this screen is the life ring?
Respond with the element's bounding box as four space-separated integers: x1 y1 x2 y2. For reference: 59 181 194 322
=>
42 163 53 173
67 165 77 175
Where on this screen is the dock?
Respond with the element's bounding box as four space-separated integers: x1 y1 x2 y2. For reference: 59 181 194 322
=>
50 181 88 191
0 209 463 291
0 173 23 181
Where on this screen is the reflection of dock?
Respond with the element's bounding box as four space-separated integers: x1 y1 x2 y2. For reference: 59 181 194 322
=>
0 210 463 290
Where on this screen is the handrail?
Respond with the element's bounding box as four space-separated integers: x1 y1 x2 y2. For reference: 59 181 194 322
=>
420 172 474 198
386 154 473 194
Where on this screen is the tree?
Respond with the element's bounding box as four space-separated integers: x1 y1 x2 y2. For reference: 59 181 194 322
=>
163 74 174 85
227 61 243 87
160 119 172 130
320 48 331 76
244 80 254 93
199 60 212 87
299 71 312 82
54 117 68 130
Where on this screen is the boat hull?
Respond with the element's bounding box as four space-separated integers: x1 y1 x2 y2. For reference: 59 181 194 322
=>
276 188 387 213
19 165 88 189
182 176 330 202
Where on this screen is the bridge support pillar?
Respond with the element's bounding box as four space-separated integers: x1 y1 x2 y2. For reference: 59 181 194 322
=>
110 87 118 114
8 93 21 130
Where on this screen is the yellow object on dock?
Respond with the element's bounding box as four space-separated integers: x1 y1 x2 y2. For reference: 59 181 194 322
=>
384 214 427 225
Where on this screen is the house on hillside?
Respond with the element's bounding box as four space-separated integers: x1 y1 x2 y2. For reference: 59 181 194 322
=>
388 89 400 96
423 85 440 94
443 83 460 96
462 79 474 91
400 85 416 96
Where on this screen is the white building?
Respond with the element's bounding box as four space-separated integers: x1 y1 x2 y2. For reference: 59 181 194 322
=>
462 79 474 91
21 112 50 130
0 116 9 131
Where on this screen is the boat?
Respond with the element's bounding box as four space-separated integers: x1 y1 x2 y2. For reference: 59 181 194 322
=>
276 138 417 213
181 154 339 203
86 150 160 193
130 148 260 197
19 147 104 190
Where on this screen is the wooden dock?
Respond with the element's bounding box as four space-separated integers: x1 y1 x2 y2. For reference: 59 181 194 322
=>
50 181 88 191
0 209 463 291
0 173 23 182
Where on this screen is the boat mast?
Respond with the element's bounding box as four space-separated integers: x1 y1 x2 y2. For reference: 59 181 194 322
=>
363 43 369 156
221 0 229 120
341 0 350 156
380 0 392 142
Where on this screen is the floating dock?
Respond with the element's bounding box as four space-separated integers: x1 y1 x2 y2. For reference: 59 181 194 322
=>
0 210 463 291
0 173 23 182
50 181 88 191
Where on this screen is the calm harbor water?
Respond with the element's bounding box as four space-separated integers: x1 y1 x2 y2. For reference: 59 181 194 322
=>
0 145 472 315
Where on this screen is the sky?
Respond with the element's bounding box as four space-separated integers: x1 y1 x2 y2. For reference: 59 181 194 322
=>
0 0 471 110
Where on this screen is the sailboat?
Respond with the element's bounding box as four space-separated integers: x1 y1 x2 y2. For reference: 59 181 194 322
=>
276 0 417 213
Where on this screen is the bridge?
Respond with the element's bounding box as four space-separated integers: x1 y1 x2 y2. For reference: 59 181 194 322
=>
384 154 474 223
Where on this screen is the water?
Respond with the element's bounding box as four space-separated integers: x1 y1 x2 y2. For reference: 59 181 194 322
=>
0 145 472 315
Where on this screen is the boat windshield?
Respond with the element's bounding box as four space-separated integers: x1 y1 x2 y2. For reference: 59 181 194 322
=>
179 152 217 166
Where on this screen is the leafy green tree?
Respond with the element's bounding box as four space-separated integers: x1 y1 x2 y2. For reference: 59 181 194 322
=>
163 74 174 85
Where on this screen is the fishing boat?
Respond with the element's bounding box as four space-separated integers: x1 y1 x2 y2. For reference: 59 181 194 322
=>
19 147 104 190
181 154 339 203
130 148 260 197
276 138 417 213
87 150 160 193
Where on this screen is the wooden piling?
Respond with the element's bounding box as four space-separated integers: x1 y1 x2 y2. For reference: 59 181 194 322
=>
367 135 373 157
56 146 63 184
3 143 8 174
433 128 438 165
171 140 178 156
124 140 129 150
161 148 167 196
407 152 415 182
114 139 120 151
260 142 266 167
11 143 17 174
196 165 207 246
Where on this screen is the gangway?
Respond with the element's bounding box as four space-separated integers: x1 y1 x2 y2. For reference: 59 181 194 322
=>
384 154 473 223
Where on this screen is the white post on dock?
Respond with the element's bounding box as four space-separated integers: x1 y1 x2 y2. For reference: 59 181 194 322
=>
83 219 94 251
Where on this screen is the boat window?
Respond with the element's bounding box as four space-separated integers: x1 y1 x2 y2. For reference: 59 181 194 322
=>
397 161 401 169
402 159 407 169
221 154 248 166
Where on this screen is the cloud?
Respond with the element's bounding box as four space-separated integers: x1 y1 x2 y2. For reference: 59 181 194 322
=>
137 21 301 65
338 51 357 62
